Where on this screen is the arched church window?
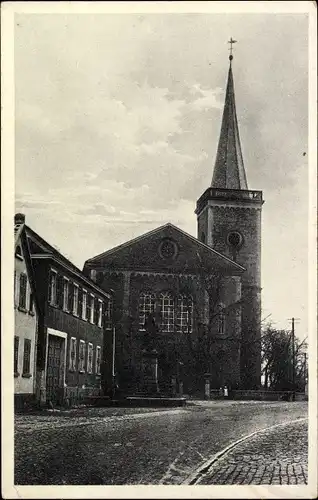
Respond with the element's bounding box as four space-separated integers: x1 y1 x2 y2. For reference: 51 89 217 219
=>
159 292 174 333
139 292 156 331
217 303 226 334
176 295 193 333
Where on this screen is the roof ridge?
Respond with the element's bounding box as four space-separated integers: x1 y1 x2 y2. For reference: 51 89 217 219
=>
85 222 245 271
85 222 174 264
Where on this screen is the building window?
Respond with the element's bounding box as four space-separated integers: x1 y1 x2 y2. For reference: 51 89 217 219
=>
87 343 93 374
88 294 94 323
139 292 156 330
97 299 103 328
68 282 74 312
93 297 98 325
63 278 69 311
56 274 64 308
49 269 57 305
159 292 174 333
82 290 87 320
176 295 193 333
217 304 226 334
77 288 82 317
14 336 19 375
18 273 27 309
73 284 79 316
105 297 113 330
96 346 101 375
22 338 31 375
79 340 86 372
69 337 77 371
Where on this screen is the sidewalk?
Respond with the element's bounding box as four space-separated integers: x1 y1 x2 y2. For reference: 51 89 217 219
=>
14 405 186 431
195 419 308 485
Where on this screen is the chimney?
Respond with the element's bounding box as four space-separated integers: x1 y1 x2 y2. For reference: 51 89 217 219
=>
15 213 25 225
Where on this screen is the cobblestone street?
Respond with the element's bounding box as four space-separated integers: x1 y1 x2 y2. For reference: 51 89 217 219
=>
14 401 308 485
195 419 308 485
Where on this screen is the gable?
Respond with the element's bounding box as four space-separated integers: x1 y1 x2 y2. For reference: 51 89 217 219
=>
85 224 244 276
15 227 40 316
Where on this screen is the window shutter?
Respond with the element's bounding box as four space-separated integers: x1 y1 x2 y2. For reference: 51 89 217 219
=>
19 274 27 309
23 339 31 374
14 336 19 373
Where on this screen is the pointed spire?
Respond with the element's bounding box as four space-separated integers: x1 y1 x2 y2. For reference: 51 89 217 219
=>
211 49 248 190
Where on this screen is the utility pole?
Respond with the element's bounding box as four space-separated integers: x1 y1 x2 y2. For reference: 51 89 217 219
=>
288 317 300 402
304 352 308 395
291 317 295 402
112 326 116 399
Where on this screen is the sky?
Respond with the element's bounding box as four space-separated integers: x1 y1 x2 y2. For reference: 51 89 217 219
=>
14 9 311 339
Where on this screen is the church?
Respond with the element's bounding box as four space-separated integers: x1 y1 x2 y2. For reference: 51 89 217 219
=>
83 50 264 396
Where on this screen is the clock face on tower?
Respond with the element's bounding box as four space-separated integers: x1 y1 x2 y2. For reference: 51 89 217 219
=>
227 231 243 249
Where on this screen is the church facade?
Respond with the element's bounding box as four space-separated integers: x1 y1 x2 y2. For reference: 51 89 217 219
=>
84 54 264 395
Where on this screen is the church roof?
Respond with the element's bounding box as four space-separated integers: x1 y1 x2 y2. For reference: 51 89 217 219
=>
85 222 245 275
211 58 248 190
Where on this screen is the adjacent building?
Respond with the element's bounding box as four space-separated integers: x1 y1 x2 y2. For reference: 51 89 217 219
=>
14 214 39 409
14 214 113 407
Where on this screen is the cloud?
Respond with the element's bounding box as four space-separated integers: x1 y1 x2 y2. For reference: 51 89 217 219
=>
14 13 309 339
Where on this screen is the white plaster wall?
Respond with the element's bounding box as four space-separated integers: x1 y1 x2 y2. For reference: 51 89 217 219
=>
14 255 37 395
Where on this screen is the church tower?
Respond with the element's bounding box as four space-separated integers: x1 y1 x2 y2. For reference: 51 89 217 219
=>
195 43 264 389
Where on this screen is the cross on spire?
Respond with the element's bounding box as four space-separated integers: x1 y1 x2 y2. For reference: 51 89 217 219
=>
228 37 237 61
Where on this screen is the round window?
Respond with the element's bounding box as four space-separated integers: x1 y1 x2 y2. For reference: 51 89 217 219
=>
227 231 243 248
159 238 178 260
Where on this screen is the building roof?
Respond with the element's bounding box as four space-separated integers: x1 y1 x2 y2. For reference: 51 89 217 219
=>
85 222 245 275
15 215 111 299
211 58 248 190
14 214 40 316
